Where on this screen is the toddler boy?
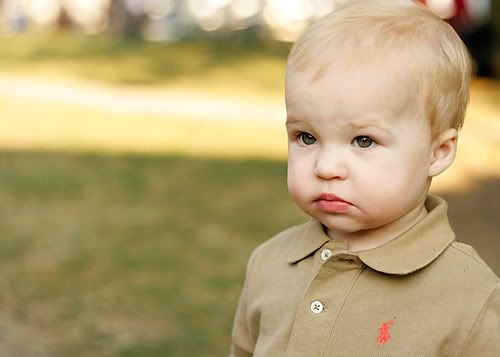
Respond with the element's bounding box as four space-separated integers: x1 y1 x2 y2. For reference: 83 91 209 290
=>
230 0 499 356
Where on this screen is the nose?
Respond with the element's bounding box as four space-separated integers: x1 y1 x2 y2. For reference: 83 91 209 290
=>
313 146 348 180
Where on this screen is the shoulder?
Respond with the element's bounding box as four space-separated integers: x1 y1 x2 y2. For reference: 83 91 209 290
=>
447 244 500 355
249 221 309 265
434 241 499 306
240 222 310 296
446 241 499 283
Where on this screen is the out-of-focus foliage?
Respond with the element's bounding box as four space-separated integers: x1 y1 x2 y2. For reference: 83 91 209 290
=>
2 0 498 77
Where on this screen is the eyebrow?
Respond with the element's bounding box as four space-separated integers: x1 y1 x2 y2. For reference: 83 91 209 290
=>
345 119 391 135
285 114 393 137
286 115 390 132
285 115 303 126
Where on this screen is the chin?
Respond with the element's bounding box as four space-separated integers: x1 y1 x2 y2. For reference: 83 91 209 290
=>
312 212 367 233
322 221 366 234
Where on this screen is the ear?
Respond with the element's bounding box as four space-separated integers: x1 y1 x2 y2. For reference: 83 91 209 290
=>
428 128 458 177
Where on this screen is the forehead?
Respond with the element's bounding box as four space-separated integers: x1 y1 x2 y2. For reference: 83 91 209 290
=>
285 50 413 124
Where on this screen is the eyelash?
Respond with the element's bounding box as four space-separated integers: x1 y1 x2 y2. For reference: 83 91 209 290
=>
352 136 376 149
297 132 316 145
296 132 376 149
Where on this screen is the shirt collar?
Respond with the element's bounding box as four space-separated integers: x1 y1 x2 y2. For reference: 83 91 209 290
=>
287 194 456 275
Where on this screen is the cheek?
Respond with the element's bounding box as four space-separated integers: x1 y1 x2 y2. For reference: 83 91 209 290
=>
287 161 300 197
355 152 427 192
395 148 432 185
360 153 430 201
287 157 309 200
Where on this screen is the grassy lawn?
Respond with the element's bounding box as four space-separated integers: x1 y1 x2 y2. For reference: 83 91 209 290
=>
1 33 296 356
0 150 305 356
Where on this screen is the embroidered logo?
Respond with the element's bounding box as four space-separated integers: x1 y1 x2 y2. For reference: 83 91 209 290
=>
377 319 396 347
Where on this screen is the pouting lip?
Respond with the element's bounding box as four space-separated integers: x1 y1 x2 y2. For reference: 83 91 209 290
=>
315 193 352 205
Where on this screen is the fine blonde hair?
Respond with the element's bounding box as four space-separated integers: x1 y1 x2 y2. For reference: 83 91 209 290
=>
288 0 471 139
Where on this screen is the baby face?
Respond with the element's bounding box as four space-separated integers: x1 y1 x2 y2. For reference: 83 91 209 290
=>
285 54 435 234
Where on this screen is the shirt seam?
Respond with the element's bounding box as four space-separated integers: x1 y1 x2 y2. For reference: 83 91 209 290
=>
449 244 499 281
320 265 367 357
242 245 262 354
454 286 498 357
230 343 253 357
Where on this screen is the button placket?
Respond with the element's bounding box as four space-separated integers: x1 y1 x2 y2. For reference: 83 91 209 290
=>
287 249 363 357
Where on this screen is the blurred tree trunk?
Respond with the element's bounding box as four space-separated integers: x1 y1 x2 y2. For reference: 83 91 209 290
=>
491 0 499 77
108 0 146 39
492 0 500 36
56 7 72 31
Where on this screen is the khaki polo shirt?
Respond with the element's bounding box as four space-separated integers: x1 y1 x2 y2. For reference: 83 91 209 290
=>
231 195 500 356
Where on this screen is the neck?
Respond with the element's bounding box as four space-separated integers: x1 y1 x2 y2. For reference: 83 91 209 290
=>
326 202 428 252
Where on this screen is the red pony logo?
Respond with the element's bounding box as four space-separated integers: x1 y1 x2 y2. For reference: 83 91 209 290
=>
377 319 396 347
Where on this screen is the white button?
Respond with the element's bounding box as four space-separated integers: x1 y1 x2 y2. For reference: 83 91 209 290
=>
321 249 333 261
310 301 324 314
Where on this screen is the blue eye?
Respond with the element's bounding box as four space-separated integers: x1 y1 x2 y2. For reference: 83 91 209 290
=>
299 132 316 145
354 136 374 149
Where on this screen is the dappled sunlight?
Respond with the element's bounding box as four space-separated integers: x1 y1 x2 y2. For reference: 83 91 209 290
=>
0 75 499 192
0 92 287 160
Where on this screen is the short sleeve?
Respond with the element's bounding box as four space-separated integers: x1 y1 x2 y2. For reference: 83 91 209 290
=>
230 249 259 357
457 285 500 356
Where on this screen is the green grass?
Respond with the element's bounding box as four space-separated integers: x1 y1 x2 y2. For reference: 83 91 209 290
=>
0 150 305 356
0 32 290 95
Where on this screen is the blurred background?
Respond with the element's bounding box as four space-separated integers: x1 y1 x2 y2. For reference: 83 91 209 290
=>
0 0 498 355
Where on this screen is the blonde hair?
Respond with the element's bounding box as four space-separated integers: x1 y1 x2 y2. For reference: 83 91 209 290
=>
288 0 471 139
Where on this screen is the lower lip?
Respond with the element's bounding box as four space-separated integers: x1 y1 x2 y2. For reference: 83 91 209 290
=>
316 200 352 213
